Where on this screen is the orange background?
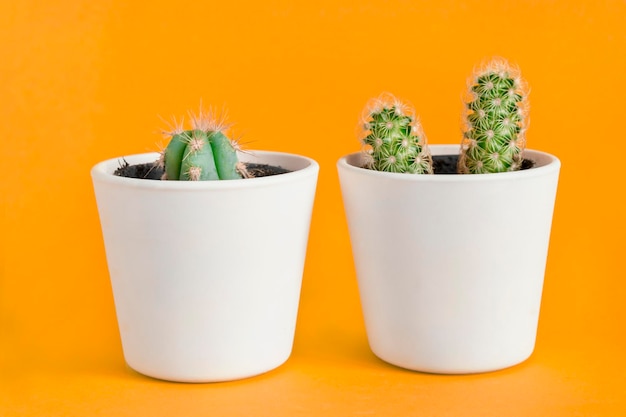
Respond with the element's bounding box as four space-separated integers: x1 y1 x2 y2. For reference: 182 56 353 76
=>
2 0 625 415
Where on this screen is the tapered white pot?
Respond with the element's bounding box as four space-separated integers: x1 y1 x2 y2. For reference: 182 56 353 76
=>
92 151 318 382
338 145 560 374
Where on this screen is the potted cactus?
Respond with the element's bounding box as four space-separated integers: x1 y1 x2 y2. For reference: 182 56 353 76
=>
337 58 561 374
92 106 319 382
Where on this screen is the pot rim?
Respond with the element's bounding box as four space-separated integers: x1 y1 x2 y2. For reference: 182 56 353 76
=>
338 144 560 183
91 150 319 191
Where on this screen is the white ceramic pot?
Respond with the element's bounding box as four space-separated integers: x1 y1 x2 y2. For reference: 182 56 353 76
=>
338 144 560 374
92 151 318 382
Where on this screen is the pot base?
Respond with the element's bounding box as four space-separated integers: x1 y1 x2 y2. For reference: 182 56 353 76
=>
125 355 290 383
371 344 535 375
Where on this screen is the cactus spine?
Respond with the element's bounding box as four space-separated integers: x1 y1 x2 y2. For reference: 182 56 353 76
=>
458 58 529 174
360 93 433 174
159 108 247 181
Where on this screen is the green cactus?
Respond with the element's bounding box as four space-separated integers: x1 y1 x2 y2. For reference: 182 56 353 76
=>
158 108 247 181
458 58 529 174
359 93 433 174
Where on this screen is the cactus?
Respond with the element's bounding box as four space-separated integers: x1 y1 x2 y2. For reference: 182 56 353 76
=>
359 93 433 174
158 108 248 181
458 58 529 174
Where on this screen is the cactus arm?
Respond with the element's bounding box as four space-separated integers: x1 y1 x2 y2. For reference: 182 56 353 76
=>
360 93 433 174
458 58 528 174
208 131 242 180
163 132 189 180
180 130 220 181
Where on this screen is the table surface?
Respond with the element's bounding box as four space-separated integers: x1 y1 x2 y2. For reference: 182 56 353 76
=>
2 325 624 416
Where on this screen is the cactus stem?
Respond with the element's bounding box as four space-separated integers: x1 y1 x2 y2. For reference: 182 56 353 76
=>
159 104 247 181
458 57 529 174
359 92 433 174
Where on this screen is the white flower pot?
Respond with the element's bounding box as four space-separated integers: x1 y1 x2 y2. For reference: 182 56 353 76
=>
92 151 318 382
337 144 560 374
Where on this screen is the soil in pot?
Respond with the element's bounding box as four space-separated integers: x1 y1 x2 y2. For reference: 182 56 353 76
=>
432 155 534 174
114 160 292 180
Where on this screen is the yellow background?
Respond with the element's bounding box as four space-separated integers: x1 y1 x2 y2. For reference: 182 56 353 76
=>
2 0 625 415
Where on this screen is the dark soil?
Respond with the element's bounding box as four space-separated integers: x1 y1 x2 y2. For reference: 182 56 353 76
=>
432 155 535 174
114 161 163 179
245 163 292 178
114 160 291 180
432 155 458 174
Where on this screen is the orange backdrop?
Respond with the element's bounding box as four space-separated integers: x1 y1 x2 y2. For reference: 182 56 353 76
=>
2 0 625 415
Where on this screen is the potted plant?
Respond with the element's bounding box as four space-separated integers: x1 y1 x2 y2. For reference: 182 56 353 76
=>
91 106 319 382
337 58 561 374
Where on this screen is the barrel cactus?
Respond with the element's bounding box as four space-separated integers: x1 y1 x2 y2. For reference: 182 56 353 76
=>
359 92 433 174
158 107 248 180
458 58 529 174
